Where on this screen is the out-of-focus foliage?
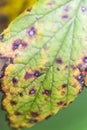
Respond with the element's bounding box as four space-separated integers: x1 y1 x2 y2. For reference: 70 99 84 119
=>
0 0 36 32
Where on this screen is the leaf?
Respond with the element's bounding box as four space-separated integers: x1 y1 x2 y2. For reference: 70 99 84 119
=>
0 0 87 129
0 0 36 32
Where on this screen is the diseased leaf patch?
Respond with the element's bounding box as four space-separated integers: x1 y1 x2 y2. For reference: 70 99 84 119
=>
0 0 87 129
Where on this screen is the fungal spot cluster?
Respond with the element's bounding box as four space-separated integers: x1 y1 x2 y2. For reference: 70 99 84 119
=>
24 70 41 80
12 39 27 51
76 56 87 88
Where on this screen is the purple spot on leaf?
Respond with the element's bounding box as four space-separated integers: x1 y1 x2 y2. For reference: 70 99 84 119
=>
28 27 36 37
42 89 51 96
83 57 87 63
12 77 18 84
29 88 37 95
62 15 68 19
81 6 87 12
56 58 63 64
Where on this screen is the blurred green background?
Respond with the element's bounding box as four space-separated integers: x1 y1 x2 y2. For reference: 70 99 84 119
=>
0 88 87 130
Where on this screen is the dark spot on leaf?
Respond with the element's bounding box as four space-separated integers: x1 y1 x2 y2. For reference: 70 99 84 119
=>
81 6 87 12
56 58 63 64
28 119 38 124
57 67 60 71
31 112 39 117
19 92 23 97
27 8 32 12
76 73 85 88
28 27 36 37
15 111 21 116
33 71 41 77
63 103 67 106
76 74 85 81
83 57 87 63
57 101 64 105
24 72 33 80
62 84 67 88
12 39 22 51
10 100 17 106
42 89 51 96
65 65 68 69
62 15 68 19
29 88 37 95
12 39 27 51
12 78 18 84
45 115 52 120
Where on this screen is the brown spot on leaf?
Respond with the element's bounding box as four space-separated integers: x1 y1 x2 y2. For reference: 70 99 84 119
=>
27 8 32 12
31 112 39 117
10 100 17 106
62 84 67 88
57 101 64 105
19 92 23 97
24 72 33 80
57 67 60 71
28 119 38 124
42 89 51 96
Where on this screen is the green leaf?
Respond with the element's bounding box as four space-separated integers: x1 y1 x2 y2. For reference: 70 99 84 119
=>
0 0 87 129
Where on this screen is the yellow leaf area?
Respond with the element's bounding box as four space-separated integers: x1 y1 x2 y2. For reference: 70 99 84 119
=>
0 0 36 32
0 0 87 129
